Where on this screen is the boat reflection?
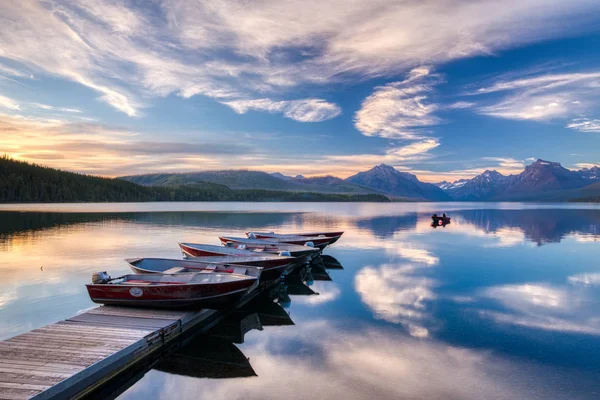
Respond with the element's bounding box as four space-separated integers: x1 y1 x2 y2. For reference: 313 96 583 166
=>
321 254 344 270
155 336 257 379
430 220 451 229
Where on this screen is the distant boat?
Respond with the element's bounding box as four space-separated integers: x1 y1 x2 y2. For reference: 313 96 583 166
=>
431 215 451 225
86 270 259 309
247 231 344 245
217 237 320 258
126 257 289 281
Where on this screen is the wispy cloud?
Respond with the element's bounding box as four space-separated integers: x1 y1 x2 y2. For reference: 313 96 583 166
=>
481 157 525 170
222 98 341 122
354 67 442 139
471 69 600 125
31 103 81 113
0 94 20 110
567 118 600 133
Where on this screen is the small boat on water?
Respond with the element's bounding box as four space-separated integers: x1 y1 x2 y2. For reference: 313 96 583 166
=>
431 215 451 225
246 231 344 245
218 237 321 257
127 257 289 281
86 269 260 309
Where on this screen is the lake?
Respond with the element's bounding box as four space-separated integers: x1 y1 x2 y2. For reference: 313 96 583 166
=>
1 202 599 399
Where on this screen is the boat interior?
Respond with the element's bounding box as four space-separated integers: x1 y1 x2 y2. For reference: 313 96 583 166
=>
115 273 252 286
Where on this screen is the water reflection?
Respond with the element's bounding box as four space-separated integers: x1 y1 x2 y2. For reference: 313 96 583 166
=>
155 336 257 379
0 204 599 399
451 208 600 246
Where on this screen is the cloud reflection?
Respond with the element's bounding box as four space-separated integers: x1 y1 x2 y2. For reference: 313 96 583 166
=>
355 264 436 337
479 281 600 335
121 322 580 400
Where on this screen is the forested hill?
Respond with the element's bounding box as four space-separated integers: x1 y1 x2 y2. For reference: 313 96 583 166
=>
0 157 390 203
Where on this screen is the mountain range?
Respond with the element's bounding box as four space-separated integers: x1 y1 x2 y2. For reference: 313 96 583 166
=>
121 159 600 201
434 159 600 201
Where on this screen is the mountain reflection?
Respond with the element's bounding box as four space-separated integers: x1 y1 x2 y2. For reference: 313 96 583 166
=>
453 208 600 245
354 208 600 246
354 214 417 238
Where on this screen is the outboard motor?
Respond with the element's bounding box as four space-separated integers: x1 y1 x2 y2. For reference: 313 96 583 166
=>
248 232 257 239
304 241 315 248
92 271 111 284
279 250 292 257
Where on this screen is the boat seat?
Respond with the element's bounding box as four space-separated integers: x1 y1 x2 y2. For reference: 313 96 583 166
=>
163 267 187 274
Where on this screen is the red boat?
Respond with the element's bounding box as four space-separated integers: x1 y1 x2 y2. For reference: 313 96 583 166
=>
86 269 259 309
247 231 344 244
127 257 290 281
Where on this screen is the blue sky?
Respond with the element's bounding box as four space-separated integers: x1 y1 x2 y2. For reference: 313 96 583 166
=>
0 0 599 181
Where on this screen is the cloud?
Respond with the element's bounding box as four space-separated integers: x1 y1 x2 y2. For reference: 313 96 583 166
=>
2 0 598 118
0 94 20 110
574 162 599 169
354 67 442 139
447 101 475 109
31 103 81 113
0 114 253 175
0 62 33 79
222 98 341 122
481 157 525 169
567 118 600 133
568 272 600 286
386 139 440 158
471 70 600 123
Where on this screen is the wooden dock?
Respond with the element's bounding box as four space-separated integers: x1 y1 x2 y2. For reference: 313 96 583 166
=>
0 279 286 400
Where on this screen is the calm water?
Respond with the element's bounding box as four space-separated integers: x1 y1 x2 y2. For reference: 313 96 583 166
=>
1 202 600 399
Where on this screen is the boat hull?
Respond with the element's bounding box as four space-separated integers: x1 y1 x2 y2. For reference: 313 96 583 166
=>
86 279 255 309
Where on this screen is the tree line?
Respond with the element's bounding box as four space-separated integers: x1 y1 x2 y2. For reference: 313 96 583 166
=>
0 156 390 203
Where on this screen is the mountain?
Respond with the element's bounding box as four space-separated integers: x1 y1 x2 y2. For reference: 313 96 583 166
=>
270 172 292 180
435 179 468 191
122 170 379 194
506 159 589 195
440 159 600 201
346 164 451 201
579 166 600 181
0 157 389 203
447 170 509 201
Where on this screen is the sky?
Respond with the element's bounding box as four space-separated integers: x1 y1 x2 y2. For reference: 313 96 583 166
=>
1 0 600 182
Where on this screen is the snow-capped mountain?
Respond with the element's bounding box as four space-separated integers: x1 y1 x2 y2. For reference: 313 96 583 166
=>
439 160 600 200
